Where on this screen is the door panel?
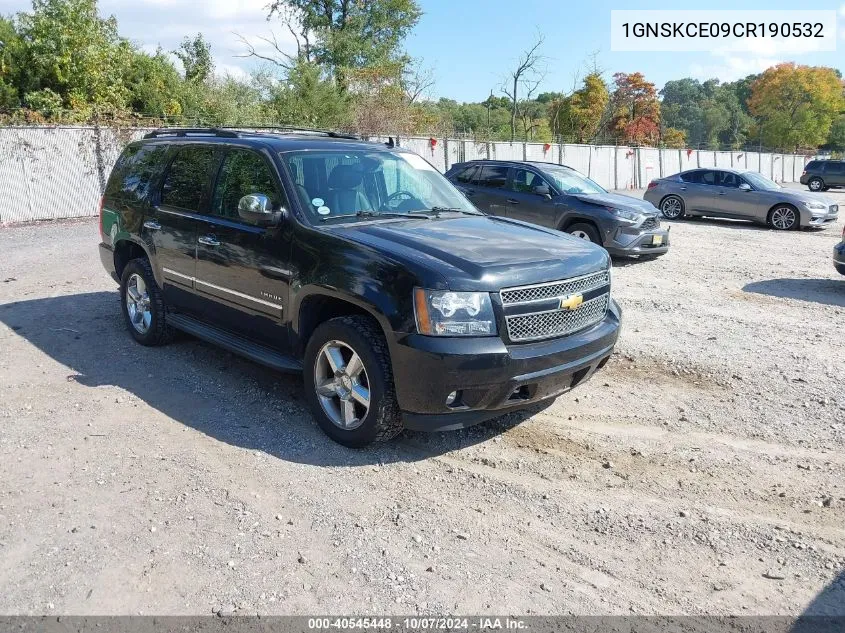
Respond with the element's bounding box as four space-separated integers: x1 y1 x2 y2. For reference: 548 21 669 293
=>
506 168 557 227
193 148 292 349
682 170 720 213
712 172 763 220
471 164 510 217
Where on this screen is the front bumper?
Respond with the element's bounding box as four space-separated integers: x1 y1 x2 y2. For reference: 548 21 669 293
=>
392 300 621 432
834 242 845 276
807 208 838 227
605 226 670 257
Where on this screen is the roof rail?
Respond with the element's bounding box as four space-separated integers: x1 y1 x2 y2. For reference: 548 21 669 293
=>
143 128 239 139
233 126 360 140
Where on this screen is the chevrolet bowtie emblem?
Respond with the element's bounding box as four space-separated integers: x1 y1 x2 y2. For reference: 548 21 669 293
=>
560 293 584 311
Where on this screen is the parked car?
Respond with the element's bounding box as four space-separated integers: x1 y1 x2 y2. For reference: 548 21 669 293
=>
834 226 845 276
644 168 839 230
800 159 845 192
445 160 669 258
98 128 621 447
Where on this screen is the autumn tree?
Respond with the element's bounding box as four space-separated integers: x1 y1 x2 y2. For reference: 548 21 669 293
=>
607 72 660 145
748 63 845 150
566 72 609 143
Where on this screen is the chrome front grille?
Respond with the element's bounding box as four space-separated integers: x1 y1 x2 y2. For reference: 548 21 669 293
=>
500 270 610 306
641 216 660 230
505 295 609 342
500 271 611 342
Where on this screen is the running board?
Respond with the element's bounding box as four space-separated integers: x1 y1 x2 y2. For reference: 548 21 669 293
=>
167 313 303 373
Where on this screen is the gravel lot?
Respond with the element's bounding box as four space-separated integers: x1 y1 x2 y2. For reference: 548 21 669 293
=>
0 184 843 616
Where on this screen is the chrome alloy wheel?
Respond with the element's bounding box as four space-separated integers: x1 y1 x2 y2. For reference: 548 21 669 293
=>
125 273 152 334
314 340 371 430
771 206 797 230
570 229 590 240
661 196 683 219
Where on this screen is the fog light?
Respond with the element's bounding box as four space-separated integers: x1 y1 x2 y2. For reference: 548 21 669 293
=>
445 391 459 406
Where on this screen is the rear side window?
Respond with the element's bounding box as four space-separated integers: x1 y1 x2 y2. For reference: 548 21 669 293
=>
826 162 845 175
161 146 216 211
212 150 283 220
454 165 478 184
105 144 167 205
476 165 508 189
680 171 700 183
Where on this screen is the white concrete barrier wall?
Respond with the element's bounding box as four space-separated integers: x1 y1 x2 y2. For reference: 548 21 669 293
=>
0 127 813 223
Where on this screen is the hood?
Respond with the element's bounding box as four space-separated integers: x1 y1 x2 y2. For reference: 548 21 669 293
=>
571 192 658 215
323 215 609 291
775 188 837 208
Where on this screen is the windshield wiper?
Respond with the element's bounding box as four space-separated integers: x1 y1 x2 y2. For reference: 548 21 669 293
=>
320 210 415 222
426 207 484 216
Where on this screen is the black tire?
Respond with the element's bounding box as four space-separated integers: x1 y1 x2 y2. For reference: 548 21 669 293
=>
120 257 173 346
807 177 824 192
659 195 685 219
303 315 402 447
566 222 601 244
767 205 800 231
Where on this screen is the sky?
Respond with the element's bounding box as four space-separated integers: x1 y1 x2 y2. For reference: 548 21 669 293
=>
1 0 844 101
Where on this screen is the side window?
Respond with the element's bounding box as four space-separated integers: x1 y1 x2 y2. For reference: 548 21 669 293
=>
455 165 478 184
476 165 508 189
826 162 845 175
105 144 167 205
699 170 718 186
680 171 700 183
510 169 550 194
212 150 283 220
805 161 820 171
161 146 215 211
719 172 741 188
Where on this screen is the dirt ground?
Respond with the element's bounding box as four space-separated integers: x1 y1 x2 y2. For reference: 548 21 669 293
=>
0 185 843 616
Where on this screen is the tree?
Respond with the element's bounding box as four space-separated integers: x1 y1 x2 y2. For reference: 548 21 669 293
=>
501 33 545 142
0 17 22 109
266 60 349 129
748 63 845 150
174 33 213 84
265 0 421 89
567 72 609 142
14 0 135 112
126 47 183 117
608 72 660 145
822 116 845 151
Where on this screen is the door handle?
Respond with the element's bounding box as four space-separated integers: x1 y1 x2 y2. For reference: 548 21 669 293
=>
198 235 220 247
143 220 161 230
718 191 727 196
507 199 519 204
679 187 687 191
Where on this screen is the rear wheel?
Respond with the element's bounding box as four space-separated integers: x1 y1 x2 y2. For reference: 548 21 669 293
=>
120 258 173 346
566 222 601 244
660 195 685 220
768 205 799 230
303 315 402 447
807 177 824 192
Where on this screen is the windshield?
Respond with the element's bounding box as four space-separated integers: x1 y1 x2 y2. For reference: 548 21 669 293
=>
742 172 781 191
281 149 479 222
542 166 606 195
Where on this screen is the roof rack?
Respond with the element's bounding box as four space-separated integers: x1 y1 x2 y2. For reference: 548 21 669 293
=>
143 126 360 141
143 128 239 139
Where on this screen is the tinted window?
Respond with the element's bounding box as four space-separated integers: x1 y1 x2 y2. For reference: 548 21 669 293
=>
698 170 717 185
805 161 821 171
826 162 845 175
455 165 478 184
476 165 508 189
105 144 167 205
680 171 700 183
719 172 742 188
212 150 282 220
161 146 215 211
510 168 550 194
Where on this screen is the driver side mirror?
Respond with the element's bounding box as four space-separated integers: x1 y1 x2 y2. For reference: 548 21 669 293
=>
238 194 286 226
533 183 552 198
738 183 752 191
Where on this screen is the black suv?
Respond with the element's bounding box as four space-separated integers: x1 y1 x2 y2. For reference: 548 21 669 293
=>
445 160 669 258
98 128 620 447
801 159 845 191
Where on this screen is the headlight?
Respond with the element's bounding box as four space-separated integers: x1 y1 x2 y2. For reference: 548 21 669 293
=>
414 289 497 336
802 200 826 211
606 206 645 223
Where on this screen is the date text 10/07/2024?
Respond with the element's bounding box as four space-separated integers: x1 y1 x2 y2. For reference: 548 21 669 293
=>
307 617 529 630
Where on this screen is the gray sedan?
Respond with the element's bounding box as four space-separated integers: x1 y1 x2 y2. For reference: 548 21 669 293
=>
644 168 839 230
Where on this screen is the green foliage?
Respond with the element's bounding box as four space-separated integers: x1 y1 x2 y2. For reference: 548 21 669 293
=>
174 33 213 83
824 116 845 151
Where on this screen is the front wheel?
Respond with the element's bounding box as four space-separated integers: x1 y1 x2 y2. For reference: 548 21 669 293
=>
660 195 685 219
807 177 824 192
566 222 601 244
303 315 402 447
768 205 799 230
